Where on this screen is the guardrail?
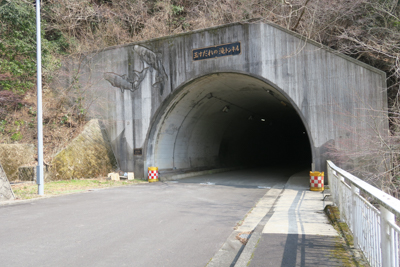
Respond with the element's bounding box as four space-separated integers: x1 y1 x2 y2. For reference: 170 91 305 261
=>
327 160 400 267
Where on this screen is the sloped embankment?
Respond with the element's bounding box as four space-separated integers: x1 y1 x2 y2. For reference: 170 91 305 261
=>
51 120 117 180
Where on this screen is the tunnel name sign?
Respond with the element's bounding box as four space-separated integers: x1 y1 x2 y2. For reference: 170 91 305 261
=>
192 42 241 61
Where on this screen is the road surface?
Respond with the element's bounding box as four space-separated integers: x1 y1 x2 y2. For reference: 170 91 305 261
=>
0 167 303 267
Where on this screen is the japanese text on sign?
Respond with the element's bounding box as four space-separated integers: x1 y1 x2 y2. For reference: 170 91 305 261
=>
193 42 241 61
134 148 142 155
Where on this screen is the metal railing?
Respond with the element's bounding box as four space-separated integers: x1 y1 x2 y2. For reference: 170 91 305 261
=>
327 160 400 267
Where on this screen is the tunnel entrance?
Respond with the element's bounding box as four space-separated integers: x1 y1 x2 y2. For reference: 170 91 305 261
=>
146 72 313 173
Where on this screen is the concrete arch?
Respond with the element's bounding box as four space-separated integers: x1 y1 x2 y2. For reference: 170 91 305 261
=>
145 71 315 175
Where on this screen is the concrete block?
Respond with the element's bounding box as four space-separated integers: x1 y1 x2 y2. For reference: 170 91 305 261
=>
108 172 120 181
0 162 14 201
127 172 134 180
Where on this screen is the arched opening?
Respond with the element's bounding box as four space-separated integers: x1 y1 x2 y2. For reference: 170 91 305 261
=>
146 72 313 175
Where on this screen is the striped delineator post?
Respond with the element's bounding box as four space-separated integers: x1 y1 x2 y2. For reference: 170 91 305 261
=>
309 171 324 191
148 167 159 183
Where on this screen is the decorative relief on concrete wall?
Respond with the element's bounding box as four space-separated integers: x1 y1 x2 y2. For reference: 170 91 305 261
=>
104 45 168 95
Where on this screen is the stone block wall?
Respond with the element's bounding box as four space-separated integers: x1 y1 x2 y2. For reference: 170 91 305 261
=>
51 119 118 180
0 144 35 181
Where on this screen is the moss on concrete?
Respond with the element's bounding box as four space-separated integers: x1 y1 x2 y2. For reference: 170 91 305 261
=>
325 205 370 267
0 144 34 181
51 120 118 180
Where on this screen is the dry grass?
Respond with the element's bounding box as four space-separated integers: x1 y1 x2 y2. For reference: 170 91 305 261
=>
11 178 147 200
0 89 86 165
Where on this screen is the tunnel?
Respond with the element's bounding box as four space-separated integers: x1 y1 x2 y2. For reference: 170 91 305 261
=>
146 72 313 173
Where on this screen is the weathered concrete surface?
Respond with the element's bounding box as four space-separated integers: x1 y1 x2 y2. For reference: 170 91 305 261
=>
234 171 354 267
207 187 284 267
0 144 34 181
248 234 353 267
51 119 117 179
262 171 336 236
61 21 387 178
0 162 14 201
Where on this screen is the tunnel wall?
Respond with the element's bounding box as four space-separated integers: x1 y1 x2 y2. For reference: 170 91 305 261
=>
61 21 387 178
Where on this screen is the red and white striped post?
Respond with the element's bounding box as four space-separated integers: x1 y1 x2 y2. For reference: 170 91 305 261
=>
148 167 159 183
310 171 324 191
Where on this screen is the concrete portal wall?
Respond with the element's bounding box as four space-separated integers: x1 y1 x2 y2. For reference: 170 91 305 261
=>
63 21 387 178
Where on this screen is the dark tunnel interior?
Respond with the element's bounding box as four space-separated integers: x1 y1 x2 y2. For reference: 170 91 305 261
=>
218 112 311 167
151 73 312 171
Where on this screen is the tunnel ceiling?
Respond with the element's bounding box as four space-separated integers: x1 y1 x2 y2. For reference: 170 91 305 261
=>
154 73 311 170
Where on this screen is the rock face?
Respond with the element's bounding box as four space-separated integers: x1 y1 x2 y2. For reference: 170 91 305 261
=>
0 162 15 201
51 119 118 180
0 144 35 181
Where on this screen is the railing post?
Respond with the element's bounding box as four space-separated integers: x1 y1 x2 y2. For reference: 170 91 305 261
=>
327 162 333 200
351 184 359 248
338 174 345 222
380 206 395 267
332 170 338 205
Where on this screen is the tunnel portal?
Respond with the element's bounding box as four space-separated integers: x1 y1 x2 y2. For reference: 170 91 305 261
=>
149 73 312 171
66 21 387 178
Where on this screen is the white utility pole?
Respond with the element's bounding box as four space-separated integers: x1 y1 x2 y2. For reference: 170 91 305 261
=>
36 0 44 195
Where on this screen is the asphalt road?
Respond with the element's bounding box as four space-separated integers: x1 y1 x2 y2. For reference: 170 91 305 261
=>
0 167 302 267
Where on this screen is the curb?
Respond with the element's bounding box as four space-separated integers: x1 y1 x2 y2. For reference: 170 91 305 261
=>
206 186 284 267
159 167 241 181
233 187 284 267
0 181 149 206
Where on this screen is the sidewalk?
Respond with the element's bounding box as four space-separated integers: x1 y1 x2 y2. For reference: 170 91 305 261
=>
234 171 361 267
